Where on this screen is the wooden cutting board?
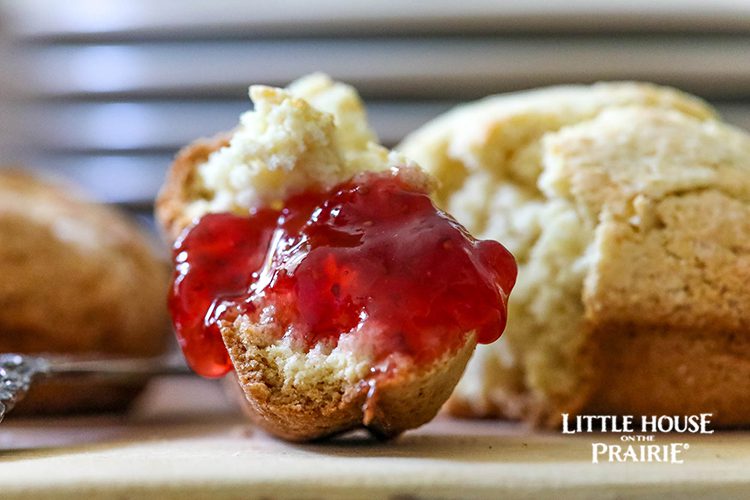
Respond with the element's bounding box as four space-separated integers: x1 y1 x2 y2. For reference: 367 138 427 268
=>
1 377 748 499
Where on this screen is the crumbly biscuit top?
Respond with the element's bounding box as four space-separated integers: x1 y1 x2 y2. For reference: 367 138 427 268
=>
185 74 415 220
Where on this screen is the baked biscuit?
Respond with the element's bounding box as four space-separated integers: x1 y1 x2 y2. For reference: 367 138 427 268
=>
399 83 750 427
157 74 516 440
0 170 171 413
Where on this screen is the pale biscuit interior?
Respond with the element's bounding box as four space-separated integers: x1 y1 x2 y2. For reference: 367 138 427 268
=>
184 73 415 220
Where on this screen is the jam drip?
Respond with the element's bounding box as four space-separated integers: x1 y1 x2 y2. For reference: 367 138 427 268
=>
169 168 517 378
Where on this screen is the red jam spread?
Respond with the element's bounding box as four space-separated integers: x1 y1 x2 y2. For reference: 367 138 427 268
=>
169 168 517 378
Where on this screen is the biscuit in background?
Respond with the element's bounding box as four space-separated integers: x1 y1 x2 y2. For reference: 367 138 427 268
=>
399 83 750 427
0 169 172 414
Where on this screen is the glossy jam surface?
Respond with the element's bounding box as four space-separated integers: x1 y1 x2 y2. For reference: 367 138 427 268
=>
169 169 517 378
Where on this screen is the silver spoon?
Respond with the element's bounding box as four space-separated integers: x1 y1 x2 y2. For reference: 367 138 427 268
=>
0 353 191 423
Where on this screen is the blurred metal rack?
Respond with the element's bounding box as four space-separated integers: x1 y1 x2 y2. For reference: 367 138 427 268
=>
1 0 749 210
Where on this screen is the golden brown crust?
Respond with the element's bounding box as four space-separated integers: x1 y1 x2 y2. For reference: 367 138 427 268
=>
155 135 230 241
583 326 750 427
362 340 475 439
578 189 750 426
0 169 171 414
223 320 476 441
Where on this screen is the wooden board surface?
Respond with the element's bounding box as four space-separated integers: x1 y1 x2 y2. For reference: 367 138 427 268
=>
1 377 749 499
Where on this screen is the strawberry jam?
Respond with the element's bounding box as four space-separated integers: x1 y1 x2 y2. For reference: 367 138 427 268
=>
169 168 517 378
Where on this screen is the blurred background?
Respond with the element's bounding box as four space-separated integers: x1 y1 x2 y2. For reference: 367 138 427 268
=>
0 0 749 221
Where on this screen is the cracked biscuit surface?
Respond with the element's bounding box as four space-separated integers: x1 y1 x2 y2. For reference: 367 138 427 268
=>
399 83 750 426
